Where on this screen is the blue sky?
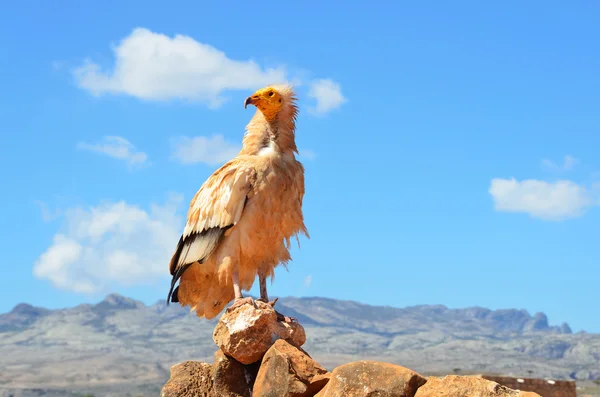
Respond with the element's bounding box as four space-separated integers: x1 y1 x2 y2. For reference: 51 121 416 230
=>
1 1 600 332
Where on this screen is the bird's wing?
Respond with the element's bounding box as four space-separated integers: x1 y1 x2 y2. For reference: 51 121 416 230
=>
167 158 255 303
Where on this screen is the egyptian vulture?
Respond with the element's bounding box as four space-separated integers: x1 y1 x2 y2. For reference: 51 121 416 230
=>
166 85 308 320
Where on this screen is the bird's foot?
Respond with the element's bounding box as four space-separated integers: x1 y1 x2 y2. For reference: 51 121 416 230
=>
256 297 279 307
255 297 294 323
226 296 255 313
275 310 296 324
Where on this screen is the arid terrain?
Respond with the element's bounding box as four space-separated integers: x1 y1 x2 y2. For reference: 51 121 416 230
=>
1 294 599 397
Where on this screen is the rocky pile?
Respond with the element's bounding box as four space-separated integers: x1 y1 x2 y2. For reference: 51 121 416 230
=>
161 300 542 397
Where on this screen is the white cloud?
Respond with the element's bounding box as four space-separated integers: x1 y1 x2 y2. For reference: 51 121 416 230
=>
77 136 148 167
33 194 184 293
308 79 347 115
541 155 579 172
489 178 594 220
73 27 287 107
171 134 240 166
304 275 313 288
33 235 92 293
73 28 348 114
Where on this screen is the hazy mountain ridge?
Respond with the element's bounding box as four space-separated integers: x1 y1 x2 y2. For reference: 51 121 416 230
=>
275 296 573 336
1 294 598 397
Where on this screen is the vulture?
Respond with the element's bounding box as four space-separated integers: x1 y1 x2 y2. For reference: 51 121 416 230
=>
166 85 309 321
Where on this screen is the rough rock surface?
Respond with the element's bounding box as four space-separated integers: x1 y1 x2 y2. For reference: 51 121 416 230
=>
480 375 576 397
315 360 426 397
253 339 330 397
160 361 213 397
213 349 259 397
213 300 306 364
414 375 541 397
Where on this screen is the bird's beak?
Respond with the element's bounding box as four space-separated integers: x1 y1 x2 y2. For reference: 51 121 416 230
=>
244 96 255 109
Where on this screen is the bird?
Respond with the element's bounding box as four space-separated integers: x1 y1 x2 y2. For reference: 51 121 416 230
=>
166 84 309 321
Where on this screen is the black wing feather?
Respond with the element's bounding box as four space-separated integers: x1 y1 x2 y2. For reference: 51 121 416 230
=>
166 225 234 305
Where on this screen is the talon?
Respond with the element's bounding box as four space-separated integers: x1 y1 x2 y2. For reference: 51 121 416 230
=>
256 297 277 306
226 296 254 312
275 310 296 323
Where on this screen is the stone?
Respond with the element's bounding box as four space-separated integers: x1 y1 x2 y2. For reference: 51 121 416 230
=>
213 349 259 397
414 375 540 397
480 375 573 397
160 361 213 397
253 339 330 397
315 360 426 397
213 299 306 364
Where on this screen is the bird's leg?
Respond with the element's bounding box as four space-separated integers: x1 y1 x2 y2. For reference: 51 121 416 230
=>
259 273 269 302
226 267 254 312
256 273 279 307
232 269 243 300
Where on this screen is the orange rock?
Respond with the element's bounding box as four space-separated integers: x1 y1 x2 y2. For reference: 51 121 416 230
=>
253 339 330 397
213 300 306 364
213 349 259 397
414 375 538 397
160 361 213 397
315 360 426 397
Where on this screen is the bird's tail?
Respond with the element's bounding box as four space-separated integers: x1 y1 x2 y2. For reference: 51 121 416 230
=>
175 263 236 319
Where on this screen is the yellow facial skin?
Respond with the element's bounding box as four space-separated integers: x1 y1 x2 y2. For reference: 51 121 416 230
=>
244 87 284 121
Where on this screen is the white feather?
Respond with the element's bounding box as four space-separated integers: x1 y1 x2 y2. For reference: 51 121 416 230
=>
258 140 277 156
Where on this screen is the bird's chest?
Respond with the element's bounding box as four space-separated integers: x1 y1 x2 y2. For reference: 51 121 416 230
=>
252 159 296 212
243 158 301 238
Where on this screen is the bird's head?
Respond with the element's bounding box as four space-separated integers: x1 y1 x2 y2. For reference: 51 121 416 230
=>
244 86 288 121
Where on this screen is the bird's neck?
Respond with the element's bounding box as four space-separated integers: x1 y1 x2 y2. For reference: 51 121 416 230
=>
240 111 298 157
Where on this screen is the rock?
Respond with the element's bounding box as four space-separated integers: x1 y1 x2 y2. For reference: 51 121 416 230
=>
559 322 572 334
213 300 306 364
213 349 259 397
253 339 330 397
160 361 213 397
414 375 540 397
480 375 573 396
0 303 50 331
315 360 426 397
524 313 549 332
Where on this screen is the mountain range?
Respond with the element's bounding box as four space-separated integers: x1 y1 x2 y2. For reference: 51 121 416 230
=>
1 293 599 397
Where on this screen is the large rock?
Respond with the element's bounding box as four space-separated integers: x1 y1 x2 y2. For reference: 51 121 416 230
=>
160 361 213 397
213 300 306 364
253 339 330 397
414 375 541 397
315 360 426 397
213 349 259 397
480 375 575 396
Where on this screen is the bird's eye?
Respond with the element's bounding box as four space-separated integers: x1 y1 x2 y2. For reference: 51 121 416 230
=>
268 91 274 97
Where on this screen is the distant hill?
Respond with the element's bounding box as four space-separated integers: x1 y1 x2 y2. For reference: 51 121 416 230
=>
1 294 599 397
